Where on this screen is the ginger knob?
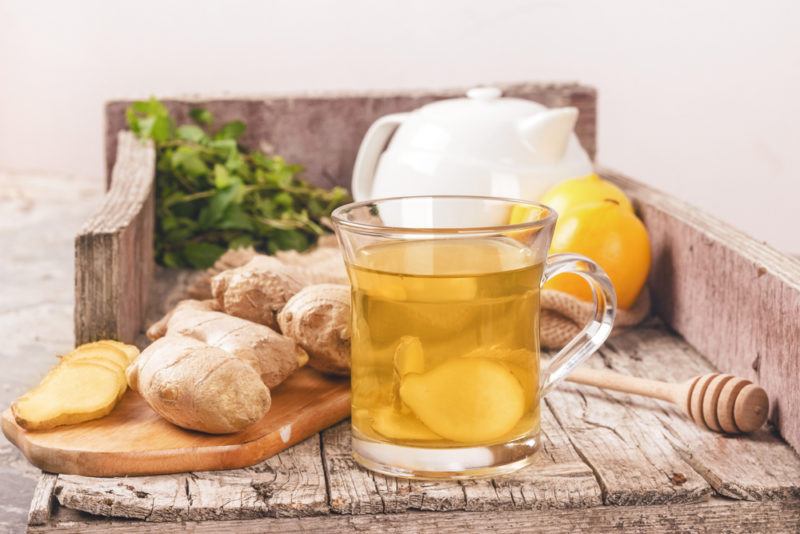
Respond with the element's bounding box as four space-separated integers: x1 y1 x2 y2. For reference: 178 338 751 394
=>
277 284 351 376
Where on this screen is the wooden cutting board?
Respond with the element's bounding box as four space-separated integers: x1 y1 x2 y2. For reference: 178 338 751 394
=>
1 367 350 477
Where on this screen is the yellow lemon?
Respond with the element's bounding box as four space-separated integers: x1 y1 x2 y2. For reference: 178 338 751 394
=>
545 199 650 309
540 173 633 217
508 203 549 225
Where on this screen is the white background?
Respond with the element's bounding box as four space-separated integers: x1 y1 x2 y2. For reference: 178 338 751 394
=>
1 0 798 252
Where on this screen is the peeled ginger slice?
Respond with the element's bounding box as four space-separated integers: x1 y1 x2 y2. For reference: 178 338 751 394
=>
393 336 425 377
93 340 140 364
371 407 441 441
60 342 134 398
12 362 125 431
391 336 425 413
61 343 129 371
399 358 525 443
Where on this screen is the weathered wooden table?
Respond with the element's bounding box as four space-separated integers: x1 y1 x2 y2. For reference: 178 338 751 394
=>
5 84 800 532
23 320 800 532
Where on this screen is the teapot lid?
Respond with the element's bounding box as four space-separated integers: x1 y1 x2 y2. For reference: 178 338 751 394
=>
388 86 584 167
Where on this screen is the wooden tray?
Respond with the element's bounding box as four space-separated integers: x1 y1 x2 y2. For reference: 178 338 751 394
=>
16 83 800 531
77 86 799 453
2 368 349 477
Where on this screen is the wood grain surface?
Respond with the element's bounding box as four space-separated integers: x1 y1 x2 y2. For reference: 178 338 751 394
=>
26 321 800 528
2 367 349 477
74 131 155 345
322 408 602 515
604 168 800 454
28 497 800 533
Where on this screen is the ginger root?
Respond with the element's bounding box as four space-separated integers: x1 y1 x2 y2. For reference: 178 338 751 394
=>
211 256 306 330
186 239 345 301
129 336 271 433
211 248 349 330
194 242 353 378
277 284 351 375
130 299 309 434
12 341 137 431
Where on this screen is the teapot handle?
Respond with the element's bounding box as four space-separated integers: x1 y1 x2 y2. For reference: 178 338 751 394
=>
351 113 408 201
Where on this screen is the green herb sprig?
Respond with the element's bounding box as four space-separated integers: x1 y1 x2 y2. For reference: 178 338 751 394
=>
126 98 350 269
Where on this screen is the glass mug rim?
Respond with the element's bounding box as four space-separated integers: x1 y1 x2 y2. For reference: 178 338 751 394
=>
331 194 558 235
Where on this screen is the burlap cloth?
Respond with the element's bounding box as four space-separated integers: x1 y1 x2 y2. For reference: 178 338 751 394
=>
540 287 650 350
185 237 651 349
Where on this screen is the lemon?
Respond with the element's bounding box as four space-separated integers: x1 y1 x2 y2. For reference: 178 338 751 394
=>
508 203 549 225
540 173 633 217
544 199 650 309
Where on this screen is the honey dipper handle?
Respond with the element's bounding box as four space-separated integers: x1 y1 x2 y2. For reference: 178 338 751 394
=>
565 366 680 404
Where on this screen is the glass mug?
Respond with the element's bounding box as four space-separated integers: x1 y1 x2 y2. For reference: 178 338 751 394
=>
332 196 616 479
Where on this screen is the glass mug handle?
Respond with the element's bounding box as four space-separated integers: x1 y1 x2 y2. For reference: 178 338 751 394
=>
539 253 617 398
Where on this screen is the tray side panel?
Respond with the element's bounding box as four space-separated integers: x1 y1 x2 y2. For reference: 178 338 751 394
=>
604 168 800 453
74 132 155 344
104 83 597 189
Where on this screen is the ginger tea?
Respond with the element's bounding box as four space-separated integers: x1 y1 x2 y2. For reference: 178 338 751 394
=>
348 237 542 449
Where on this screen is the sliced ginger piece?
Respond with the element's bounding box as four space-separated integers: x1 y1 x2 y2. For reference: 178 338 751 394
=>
391 336 424 413
62 357 127 399
504 362 538 410
95 340 140 364
12 361 126 430
60 343 130 398
62 343 129 371
461 346 539 408
394 336 424 377
371 407 441 441
399 358 525 443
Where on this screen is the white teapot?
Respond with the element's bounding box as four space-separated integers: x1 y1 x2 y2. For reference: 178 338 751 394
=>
352 87 593 203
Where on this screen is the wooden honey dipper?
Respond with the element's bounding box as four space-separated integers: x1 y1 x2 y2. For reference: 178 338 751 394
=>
565 367 770 433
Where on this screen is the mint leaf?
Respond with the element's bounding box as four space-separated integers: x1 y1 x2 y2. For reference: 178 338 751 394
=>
268 230 309 253
177 124 206 143
229 235 254 249
126 98 351 268
218 205 254 231
216 120 245 140
189 108 214 126
171 146 208 178
182 242 226 269
213 164 232 188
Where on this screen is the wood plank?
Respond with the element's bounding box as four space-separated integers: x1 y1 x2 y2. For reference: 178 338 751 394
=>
105 83 597 190
2 368 349 477
31 498 800 533
27 473 57 526
52 434 328 522
544 329 714 505
602 324 800 501
460 404 602 511
603 168 800 454
74 131 155 344
322 420 467 514
321 406 602 515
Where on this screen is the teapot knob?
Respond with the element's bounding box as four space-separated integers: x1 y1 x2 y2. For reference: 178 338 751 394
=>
466 87 502 101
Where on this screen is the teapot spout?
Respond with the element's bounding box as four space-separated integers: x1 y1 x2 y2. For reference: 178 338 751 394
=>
518 107 579 162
